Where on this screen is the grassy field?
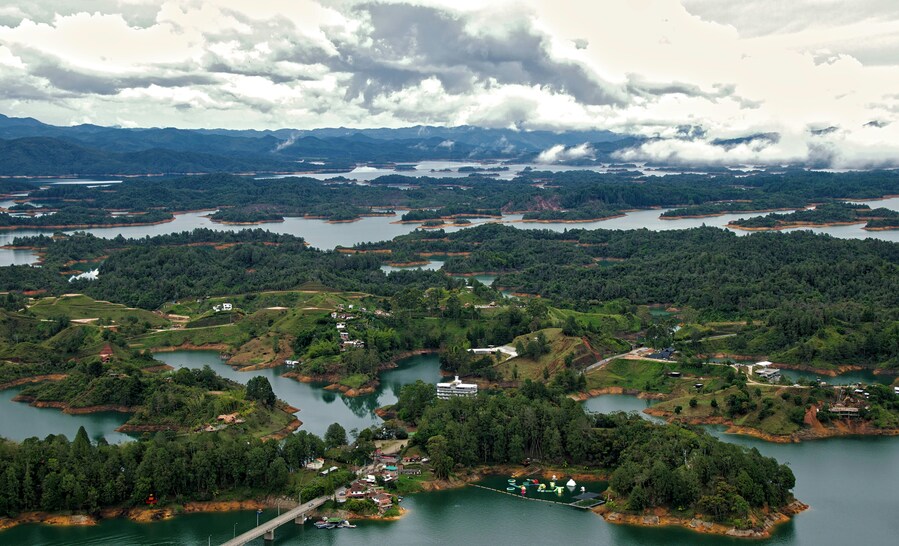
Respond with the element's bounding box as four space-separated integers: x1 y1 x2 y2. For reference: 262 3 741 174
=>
161 289 364 319
586 358 733 395
548 307 639 333
131 324 248 350
28 294 169 327
652 384 807 436
497 328 595 380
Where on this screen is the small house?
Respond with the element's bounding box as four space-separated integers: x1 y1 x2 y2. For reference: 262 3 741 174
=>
217 413 240 424
222 303 233 311
649 347 676 360
348 481 370 498
756 368 781 382
305 458 325 470
371 493 393 510
829 405 860 418
99 344 114 363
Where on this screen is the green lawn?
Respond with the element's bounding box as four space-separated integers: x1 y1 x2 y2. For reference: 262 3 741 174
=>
29 294 169 327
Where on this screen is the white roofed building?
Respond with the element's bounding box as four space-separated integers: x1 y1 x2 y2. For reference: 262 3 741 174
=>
436 376 478 399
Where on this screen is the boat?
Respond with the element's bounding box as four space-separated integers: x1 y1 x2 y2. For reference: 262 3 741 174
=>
314 520 336 529
566 478 576 487
506 486 517 491
337 520 356 529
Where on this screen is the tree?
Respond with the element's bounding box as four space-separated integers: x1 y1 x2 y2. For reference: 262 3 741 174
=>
426 435 453 480
246 376 276 408
562 315 581 336
396 380 436 425
324 423 348 449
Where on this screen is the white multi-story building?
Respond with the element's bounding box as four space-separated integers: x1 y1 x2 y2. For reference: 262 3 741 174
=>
436 376 478 399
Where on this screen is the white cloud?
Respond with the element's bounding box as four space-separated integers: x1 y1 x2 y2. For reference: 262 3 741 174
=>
537 143 595 163
0 1 898 166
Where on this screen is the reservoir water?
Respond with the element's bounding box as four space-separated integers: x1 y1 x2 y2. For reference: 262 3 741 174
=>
4 196 899 266
0 387 132 444
3 382 899 544
154 350 444 438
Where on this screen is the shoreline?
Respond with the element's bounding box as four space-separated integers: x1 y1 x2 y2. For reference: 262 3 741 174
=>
0 374 68 390
659 207 795 219
570 386 668 401
10 395 136 415
594 499 808 539
727 220 866 231
0 493 406 533
644 407 899 443
0 462 802 538
0 216 177 231
208 218 286 225
513 214 625 224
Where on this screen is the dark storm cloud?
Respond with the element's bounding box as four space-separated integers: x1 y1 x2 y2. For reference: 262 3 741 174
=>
31 63 219 95
324 2 626 107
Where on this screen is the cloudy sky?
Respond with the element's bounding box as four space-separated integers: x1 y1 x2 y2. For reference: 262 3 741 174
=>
2 0 899 166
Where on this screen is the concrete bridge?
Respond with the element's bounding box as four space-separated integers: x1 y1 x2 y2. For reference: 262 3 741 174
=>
220 489 343 546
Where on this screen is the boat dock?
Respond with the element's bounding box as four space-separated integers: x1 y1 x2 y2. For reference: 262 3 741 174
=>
467 484 605 510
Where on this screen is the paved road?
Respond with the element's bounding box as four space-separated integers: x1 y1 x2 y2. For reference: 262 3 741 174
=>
583 349 640 373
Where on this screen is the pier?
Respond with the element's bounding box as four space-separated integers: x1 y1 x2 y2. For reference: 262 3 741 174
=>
220 488 343 546
467 484 604 510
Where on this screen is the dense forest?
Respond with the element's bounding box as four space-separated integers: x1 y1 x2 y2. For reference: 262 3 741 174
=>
729 201 899 230
7 168 899 226
355 224 899 369
0 427 338 516
6 223 899 370
406 389 795 524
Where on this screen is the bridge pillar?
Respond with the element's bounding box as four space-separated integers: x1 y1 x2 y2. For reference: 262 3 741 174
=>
263 530 275 541
295 512 306 524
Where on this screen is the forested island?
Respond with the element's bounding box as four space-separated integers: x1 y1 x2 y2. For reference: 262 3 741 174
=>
5 168 899 227
728 201 899 231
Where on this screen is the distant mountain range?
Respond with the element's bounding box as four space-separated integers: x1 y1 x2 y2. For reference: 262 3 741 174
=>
0 114 636 177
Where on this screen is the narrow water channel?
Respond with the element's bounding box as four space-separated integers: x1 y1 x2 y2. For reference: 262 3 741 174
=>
153 350 444 438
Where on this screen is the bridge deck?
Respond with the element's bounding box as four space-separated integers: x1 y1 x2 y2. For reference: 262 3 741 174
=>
220 494 331 546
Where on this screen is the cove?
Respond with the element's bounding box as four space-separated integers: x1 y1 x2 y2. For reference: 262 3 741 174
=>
153 350 444 438
0 387 132 444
